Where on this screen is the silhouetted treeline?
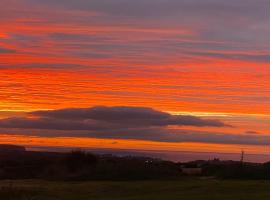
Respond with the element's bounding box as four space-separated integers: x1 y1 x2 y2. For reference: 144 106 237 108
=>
1 148 270 180
0 150 181 180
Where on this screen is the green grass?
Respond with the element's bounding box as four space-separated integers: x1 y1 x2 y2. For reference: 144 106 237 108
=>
0 179 270 200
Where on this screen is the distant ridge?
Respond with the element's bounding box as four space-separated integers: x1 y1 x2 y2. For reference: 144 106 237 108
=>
0 144 26 153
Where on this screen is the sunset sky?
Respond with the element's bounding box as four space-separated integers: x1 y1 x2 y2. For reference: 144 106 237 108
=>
0 0 270 161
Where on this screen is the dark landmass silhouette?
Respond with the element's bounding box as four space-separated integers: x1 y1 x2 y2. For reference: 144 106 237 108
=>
0 145 269 180
0 144 25 153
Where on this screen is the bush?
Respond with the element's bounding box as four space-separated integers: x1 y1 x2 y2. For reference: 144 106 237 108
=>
63 150 98 173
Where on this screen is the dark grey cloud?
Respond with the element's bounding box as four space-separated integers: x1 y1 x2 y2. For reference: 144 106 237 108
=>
27 0 270 20
0 47 15 54
1 126 270 146
32 106 170 121
48 33 110 42
83 128 270 146
2 106 270 147
30 106 228 129
189 51 270 63
0 117 112 131
0 63 84 69
0 106 229 131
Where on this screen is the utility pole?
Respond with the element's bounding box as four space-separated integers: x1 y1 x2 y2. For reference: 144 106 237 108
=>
240 149 245 164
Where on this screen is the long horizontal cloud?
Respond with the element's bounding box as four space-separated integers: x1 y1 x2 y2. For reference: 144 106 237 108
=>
1 125 270 146
0 106 229 131
0 47 15 54
1 106 270 146
27 0 270 20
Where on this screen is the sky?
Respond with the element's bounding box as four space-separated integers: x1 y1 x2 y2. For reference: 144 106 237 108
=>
0 0 270 161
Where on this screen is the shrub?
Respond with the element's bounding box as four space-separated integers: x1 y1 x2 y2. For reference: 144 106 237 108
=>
63 150 98 173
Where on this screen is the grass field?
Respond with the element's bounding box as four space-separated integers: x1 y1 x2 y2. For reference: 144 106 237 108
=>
0 179 270 200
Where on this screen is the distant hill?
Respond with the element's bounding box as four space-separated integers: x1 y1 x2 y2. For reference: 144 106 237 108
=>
0 144 26 153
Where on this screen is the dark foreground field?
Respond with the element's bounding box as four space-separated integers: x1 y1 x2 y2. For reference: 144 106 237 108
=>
0 179 270 200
